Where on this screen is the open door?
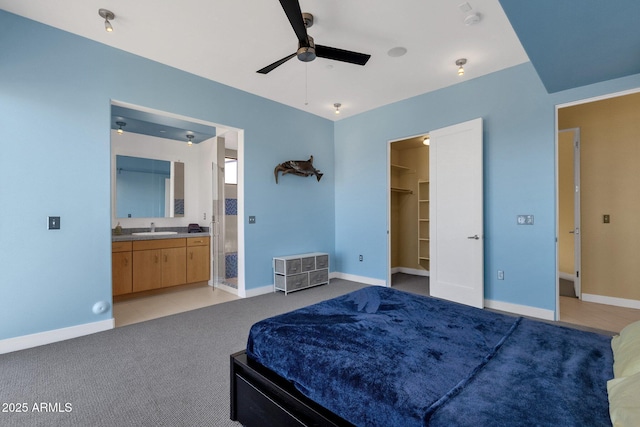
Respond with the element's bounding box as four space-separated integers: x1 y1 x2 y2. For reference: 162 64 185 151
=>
429 118 484 308
212 137 226 286
558 128 581 298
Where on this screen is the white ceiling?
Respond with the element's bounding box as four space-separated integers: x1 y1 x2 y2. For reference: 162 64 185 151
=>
0 0 530 121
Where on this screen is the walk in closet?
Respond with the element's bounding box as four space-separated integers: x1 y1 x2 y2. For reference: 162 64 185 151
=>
390 136 430 277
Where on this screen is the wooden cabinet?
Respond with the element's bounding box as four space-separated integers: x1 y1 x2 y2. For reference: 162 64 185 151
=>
112 241 133 296
113 236 210 297
418 180 430 271
132 238 186 292
161 246 187 287
273 253 329 295
187 237 210 283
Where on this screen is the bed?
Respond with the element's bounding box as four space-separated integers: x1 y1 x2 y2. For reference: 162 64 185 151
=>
230 286 638 426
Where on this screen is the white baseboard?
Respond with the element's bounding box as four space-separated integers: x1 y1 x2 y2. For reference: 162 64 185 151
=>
484 299 555 321
582 293 640 310
558 271 575 281
331 272 387 287
0 319 114 355
244 284 275 298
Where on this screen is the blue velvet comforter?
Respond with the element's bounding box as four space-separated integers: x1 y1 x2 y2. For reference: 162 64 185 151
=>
246 287 613 426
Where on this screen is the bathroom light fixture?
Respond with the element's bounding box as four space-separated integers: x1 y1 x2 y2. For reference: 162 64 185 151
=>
456 58 467 76
186 134 194 146
423 135 430 146
98 9 115 32
116 121 126 135
334 103 341 115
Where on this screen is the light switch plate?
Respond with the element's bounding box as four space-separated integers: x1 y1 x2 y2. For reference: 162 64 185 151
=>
48 216 60 230
517 215 534 225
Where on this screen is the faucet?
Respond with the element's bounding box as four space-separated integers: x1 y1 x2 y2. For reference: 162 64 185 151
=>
150 222 155 232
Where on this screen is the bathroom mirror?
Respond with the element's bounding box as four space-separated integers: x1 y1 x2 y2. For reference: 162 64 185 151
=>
115 155 185 218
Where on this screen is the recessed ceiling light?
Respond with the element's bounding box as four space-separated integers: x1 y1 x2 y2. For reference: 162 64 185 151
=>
387 47 407 58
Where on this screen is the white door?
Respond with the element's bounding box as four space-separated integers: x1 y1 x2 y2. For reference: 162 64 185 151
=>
429 118 484 308
212 137 226 286
558 128 581 299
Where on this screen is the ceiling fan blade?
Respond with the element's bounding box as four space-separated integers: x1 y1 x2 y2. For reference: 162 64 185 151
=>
316 45 371 66
279 0 308 45
257 52 297 74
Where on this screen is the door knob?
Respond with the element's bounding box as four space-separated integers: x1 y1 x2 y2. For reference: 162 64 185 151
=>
467 235 480 240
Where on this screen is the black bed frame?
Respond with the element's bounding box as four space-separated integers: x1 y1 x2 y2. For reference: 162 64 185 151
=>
230 350 355 427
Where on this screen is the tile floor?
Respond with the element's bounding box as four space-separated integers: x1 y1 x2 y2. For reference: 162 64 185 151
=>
113 285 239 327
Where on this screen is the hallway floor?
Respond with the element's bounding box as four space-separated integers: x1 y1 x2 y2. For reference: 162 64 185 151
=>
559 295 640 333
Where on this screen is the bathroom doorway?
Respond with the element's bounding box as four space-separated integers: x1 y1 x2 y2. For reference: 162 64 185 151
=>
212 132 242 294
110 101 245 325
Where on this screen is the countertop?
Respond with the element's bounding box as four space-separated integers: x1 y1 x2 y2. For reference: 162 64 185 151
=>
112 231 210 242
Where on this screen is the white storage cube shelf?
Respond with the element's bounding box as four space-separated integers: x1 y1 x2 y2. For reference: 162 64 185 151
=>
273 252 329 295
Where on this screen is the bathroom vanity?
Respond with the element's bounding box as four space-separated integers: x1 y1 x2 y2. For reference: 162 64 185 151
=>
112 233 210 299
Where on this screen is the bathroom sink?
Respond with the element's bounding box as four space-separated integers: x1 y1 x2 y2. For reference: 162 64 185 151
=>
132 231 179 236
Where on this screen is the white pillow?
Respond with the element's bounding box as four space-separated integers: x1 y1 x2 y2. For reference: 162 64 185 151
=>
611 320 640 378
608 372 640 427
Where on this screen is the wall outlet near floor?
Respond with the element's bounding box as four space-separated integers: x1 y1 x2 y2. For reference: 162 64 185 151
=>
497 270 504 280
359 255 363 262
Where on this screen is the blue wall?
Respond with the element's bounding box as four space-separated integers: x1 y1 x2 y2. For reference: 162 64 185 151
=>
335 62 640 313
2 9 640 342
0 11 334 340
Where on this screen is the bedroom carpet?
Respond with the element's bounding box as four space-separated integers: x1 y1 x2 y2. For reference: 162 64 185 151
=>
0 280 368 427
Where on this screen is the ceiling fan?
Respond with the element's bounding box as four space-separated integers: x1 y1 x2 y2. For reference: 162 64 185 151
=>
257 0 371 74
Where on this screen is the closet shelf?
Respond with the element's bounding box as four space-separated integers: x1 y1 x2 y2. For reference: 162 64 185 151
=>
391 164 415 174
391 187 413 194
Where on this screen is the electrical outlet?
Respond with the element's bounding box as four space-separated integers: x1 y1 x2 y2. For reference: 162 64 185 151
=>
248 216 256 224
203 213 206 220
603 214 610 224
359 255 363 262
497 270 504 280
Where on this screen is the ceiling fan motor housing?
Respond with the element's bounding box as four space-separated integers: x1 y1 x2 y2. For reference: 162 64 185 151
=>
297 35 316 62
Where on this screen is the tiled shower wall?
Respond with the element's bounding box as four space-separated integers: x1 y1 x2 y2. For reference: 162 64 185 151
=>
225 183 238 284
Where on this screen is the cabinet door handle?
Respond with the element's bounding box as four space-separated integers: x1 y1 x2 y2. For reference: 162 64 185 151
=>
190 252 193 260
164 254 168 262
124 258 128 266
155 255 159 264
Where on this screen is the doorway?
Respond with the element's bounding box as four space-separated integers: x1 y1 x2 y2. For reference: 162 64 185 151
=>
110 101 245 325
386 118 484 308
556 89 640 322
557 128 580 300
388 134 430 291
